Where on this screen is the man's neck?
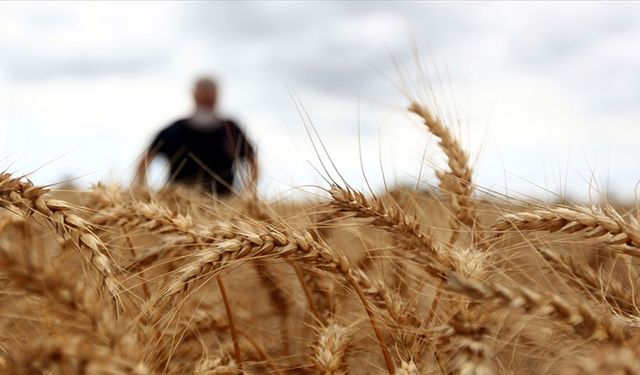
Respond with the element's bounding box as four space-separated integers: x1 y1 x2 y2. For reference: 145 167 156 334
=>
189 109 221 130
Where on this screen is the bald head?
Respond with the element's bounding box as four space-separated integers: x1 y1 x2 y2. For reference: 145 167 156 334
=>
193 77 218 110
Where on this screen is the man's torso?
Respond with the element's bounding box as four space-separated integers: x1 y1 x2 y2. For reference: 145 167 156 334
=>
152 118 247 193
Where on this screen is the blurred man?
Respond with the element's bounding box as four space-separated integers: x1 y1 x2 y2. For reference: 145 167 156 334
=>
136 77 258 195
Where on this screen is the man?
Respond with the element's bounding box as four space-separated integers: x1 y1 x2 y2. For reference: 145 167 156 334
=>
136 77 258 195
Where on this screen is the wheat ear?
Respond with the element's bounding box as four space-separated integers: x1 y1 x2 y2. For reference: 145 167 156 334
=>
0 172 122 305
562 343 640 374
192 355 242 375
311 321 351 374
0 245 147 371
444 309 496 375
216 274 242 371
164 225 395 374
537 247 638 318
2 335 148 375
408 102 481 246
493 204 640 256
394 360 419 375
443 270 628 342
329 184 449 267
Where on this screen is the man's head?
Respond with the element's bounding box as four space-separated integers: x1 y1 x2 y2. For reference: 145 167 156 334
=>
193 77 218 111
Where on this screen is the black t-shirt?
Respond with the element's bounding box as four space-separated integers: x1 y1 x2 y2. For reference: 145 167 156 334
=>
150 118 254 195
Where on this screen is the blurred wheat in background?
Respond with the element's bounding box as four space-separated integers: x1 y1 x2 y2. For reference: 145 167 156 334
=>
1 98 639 374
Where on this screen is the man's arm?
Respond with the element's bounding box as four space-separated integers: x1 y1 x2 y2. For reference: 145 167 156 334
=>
227 121 259 192
247 153 259 192
134 149 157 187
136 126 170 187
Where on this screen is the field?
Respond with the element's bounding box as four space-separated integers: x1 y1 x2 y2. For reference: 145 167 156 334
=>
1 101 639 374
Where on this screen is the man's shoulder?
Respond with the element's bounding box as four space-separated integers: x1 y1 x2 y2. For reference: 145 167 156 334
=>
158 119 189 137
220 118 245 134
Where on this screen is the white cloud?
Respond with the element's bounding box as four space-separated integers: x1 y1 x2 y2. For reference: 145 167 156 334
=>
1 2 640 201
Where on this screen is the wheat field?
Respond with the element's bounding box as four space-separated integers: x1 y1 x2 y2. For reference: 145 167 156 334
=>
1 101 639 374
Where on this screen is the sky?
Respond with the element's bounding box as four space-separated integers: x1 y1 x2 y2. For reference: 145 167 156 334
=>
1 1 640 201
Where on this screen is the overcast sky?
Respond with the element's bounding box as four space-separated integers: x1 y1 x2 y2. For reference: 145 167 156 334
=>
1 1 639 201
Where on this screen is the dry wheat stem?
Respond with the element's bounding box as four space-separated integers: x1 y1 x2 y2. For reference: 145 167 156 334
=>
216 275 243 371
123 228 152 300
237 329 284 375
292 261 322 321
253 260 292 354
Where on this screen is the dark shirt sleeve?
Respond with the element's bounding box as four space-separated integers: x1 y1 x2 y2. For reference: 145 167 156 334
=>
225 121 255 161
149 125 176 157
